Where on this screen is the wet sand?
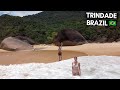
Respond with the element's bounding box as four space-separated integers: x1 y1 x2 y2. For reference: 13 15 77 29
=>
0 50 87 65
0 42 120 65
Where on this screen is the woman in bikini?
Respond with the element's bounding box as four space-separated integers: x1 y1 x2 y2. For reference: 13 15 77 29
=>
58 42 62 61
72 57 81 76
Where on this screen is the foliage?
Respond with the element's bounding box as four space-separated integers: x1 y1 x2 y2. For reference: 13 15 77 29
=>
0 11 120 44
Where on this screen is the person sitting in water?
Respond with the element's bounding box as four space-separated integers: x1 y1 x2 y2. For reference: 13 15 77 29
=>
72 57 81 76
58 42 62 61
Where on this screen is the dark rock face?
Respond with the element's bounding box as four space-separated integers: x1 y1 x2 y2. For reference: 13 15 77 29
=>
0 37 33 51
116 38 120 42
53 29 87 46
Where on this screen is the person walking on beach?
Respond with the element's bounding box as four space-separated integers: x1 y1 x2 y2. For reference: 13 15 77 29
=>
72 57 81 76
58 42 62 61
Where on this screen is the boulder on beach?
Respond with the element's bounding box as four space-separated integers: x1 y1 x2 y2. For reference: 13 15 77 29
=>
116 38 120 42
15 36 35 45
53 29 87 46
0 37 33 51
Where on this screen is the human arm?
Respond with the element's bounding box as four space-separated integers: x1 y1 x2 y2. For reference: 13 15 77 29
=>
78 63 81 76
72 63 74 75
72 63 73 69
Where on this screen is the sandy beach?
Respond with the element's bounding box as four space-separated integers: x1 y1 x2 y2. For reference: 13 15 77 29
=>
0 42 120 65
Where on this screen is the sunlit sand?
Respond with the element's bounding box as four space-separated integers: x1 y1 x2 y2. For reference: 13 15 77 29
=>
0 42 120 65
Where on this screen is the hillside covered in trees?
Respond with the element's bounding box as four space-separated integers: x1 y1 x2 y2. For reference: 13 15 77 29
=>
0 11 120 44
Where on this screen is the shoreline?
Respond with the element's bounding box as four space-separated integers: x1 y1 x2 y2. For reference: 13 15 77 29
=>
0 50 87 65
0 42 120 65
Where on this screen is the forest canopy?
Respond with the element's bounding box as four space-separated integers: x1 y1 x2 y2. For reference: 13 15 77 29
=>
0 11 120 44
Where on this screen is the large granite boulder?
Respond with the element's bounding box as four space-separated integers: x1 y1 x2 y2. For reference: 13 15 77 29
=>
53 29 87 46
0 37 33 51
15 36 35 45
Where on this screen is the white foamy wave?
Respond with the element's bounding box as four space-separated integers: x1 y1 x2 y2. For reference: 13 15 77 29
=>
0 56 120 79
